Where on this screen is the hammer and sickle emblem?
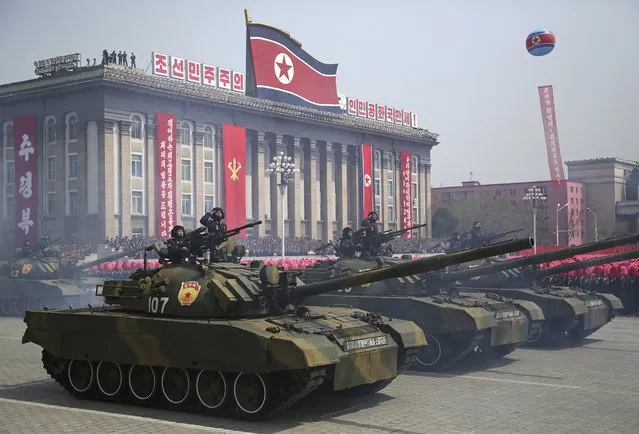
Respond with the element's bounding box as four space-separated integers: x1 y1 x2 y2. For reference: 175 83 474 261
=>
227 158 242 181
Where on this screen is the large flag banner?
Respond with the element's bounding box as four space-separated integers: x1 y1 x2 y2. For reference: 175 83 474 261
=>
245 15 340 112
538 85 566 186
360 144 374 220
400 151 413 238
13 115 37 248
156 112 177 238
222 124 247 237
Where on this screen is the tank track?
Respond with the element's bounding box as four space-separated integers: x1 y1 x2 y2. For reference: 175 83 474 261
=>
41 349 329 421
412 330 485 372
526 316 600 347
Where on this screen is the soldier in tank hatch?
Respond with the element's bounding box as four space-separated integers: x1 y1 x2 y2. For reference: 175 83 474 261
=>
200 207 228 261
339 227 360 258
360 211 380 257
470 221 482 248
166 225 191 264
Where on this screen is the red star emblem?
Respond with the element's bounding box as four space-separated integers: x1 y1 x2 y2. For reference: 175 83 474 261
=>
276 59 292 80
184 292 191 299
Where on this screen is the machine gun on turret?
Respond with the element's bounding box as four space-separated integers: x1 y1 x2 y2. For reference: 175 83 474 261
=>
444 228 524 253
356 223 428 257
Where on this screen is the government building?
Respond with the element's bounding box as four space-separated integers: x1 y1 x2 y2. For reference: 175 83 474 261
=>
0 58 438 246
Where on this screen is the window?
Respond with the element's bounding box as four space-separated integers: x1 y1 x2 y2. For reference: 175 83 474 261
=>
180 122 191 146
441 192 450 200
47 193 56 215
203 126 214 148
45 118 56 144
383 156 389 170
570 186 574 193
5 161 14 184
387 205 394 222
374 179 381 196
131 191 143 214
6 196 15 219
181 159 191 181
181 193 192 215
411 183 417 200
46 156 56 181
130 115 142 139
374 151 381 171
68 191 78 216
132 228 145 237
204 195 214 211
510 189 517 196
387 180 394 197
66 114 77 141
374 204 381 221
413 207 418 223
204 161 214 183
131 154 143 178
570 198 574 205
68 155 78 179
5 124 13 147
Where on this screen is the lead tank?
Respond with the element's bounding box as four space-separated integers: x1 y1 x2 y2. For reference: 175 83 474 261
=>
303 237 539 371
19 243 503 420
440 233 639 345
0 245 145 316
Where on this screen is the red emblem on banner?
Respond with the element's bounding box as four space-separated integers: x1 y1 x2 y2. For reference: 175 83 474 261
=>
178 281 201 306
222 124 247 236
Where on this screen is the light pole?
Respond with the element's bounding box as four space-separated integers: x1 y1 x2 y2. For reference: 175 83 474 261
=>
586 206 598 242
265 151 299 259
523 185 547 254
556 202 568 246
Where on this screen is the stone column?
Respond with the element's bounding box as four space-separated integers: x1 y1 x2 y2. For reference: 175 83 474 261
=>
266 133 284 237
252 132 267 236
319 141 334 241
194 129 205 223
347 145 359 228
287 136 303 237
334 143 348 232
75 121 88 241
425 162 432 238
146 117 156 236
304 140 319 239
119 120 132 236
54 120 66 237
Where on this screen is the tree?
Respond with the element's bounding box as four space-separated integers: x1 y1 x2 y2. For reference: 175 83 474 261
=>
431 206 459 238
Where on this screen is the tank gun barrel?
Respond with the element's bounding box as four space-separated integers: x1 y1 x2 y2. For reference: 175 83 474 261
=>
75 246 147 270
289 237 534 302
437 233 639 284
536 249 639 278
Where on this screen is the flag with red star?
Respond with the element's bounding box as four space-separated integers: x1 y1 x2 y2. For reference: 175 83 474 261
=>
246 20 340 112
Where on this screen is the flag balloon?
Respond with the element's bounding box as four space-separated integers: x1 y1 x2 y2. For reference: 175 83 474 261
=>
526 29 556 56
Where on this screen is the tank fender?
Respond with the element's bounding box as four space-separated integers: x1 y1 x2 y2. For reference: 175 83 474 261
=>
267 334 340 370
463 307 499 330
562 297 588 315
376 318 427 350
514 300 545 321
596 293 624 311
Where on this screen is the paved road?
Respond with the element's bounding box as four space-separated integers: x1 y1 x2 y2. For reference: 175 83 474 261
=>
1 316 639 434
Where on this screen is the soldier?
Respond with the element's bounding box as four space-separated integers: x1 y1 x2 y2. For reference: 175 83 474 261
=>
339 227 359 258
16 240 33 257
130 52 136 68
470 221 482 248
165 225 191 264
360 211 380 257
200 207 228 261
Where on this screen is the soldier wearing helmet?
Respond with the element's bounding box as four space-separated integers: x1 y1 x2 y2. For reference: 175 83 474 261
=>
166 225 191 264
200 207 228 261
470 221 483 248
339 226 360 258
360 211 380 257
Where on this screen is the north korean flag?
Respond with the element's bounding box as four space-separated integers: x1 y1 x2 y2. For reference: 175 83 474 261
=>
246 23 341 112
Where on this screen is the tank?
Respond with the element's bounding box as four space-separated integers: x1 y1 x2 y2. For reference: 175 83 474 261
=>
303 237 539 371
18 244 506 420
441 233 639 345
0 245 146 316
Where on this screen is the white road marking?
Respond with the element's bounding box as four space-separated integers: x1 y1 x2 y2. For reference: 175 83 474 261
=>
425 373 582 389
0 397 254 433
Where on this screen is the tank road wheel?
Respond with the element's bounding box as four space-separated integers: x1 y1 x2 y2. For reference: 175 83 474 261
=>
414 334 443 368
233 372 268 418
161 367 191 405
196 369 228 410
96 361 123 397
67 359 94 396
527 322 543 344
128 365 156 401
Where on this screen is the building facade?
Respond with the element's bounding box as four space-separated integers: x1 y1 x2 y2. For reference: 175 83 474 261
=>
0 63 438 245
432 179 587 246
566 158 639 238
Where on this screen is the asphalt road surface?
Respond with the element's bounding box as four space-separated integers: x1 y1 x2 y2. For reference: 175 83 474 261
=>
1 316 639 434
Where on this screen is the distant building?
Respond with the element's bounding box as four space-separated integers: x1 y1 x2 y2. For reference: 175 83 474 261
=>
566 158 639 238
432 179 586 246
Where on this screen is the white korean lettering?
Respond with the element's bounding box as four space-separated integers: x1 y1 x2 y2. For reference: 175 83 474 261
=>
18 207 34 234
18 134 34 161
19 171 33 198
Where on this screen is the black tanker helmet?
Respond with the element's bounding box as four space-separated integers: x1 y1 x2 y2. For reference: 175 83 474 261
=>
212 207 225 220
367 211 378 221
171 225 186 238
343 226 353 238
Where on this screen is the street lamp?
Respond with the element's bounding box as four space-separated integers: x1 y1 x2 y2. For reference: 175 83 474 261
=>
586 206 598 242
522 185 547 254
265 151 299 259
556 202 568 246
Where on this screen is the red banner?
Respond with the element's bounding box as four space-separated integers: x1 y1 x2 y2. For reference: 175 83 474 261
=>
538 85 566 186
222 124 247 236
400 151 413 238
360 144 373 219
156 112 177 238
13 116 38 248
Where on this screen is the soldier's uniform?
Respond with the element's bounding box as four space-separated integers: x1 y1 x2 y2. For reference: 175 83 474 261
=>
16 240 33 258
360 211 380 257
470 221 482 248
339 227 359 258
199 207 228 261
165 225 191 264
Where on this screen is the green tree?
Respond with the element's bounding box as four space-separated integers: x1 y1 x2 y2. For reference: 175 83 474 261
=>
431 206 459 237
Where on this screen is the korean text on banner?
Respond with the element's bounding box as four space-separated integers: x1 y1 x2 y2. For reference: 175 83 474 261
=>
222 124 247 236
400 151 413 238
360 144 373 219
537 85 566 186
13 116 38 248
156 112 177 238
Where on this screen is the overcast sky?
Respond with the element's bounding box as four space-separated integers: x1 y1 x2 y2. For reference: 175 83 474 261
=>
2 0 637 187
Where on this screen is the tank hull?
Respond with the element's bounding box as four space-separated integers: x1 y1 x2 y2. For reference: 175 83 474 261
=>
22 305 425 420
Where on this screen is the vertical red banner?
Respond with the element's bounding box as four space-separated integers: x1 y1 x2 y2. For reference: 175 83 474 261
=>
222 124 247 236
400 151 412 238
538 85 566 186
360 144 373 219
13 116 38 248
156 112 177 238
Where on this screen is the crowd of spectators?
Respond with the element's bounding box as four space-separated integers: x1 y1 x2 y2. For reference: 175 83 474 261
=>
58 241 95 262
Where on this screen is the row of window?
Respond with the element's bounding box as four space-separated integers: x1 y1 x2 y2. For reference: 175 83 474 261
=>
4 155 78 184
373 150 420 173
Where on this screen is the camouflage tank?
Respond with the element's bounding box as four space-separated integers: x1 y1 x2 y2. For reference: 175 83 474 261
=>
0 244 145 316
20 238 519 420
439 233 639 345
304 237 539 371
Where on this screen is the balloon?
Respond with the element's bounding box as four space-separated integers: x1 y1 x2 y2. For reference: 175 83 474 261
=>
526 29 555 56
